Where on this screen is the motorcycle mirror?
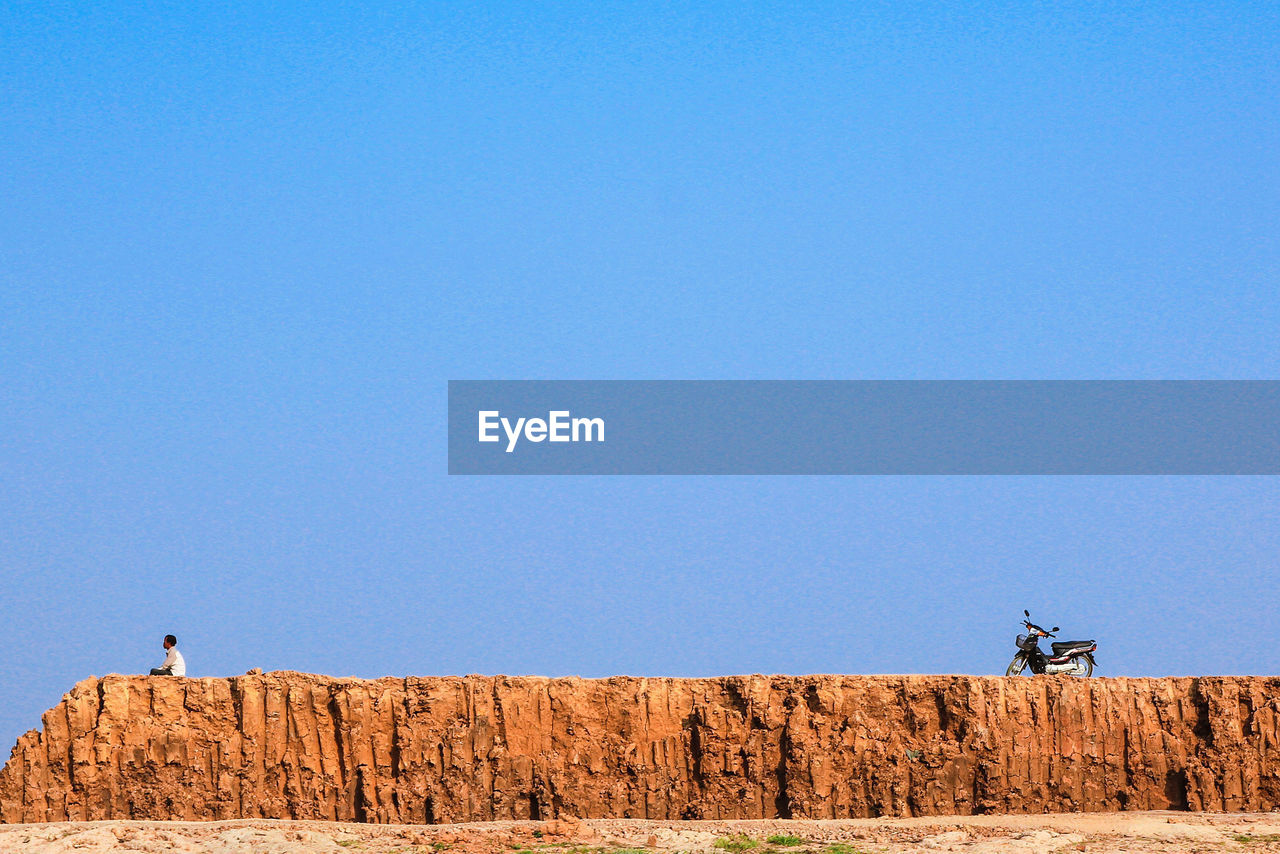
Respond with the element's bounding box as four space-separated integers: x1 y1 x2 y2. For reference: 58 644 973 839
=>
1052 627 1059 632
1023 610 1030 617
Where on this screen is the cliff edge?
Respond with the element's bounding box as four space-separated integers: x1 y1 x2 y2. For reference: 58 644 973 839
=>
2 673 1277 823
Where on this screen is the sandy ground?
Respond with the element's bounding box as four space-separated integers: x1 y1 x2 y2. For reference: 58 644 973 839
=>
1 812 1279 854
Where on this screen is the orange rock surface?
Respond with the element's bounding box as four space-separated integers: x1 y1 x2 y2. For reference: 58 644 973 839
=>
2 673 1277 823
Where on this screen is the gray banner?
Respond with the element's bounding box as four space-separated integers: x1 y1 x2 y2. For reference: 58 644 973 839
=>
448 381 1280 474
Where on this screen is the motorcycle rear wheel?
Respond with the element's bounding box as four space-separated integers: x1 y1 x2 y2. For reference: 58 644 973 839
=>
1072 656 1094 677
1005 656 1026 676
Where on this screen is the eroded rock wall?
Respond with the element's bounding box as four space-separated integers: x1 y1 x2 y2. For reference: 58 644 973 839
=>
2 673 1277 823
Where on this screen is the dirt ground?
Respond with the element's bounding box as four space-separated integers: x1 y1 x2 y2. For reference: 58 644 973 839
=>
1 812 1278 854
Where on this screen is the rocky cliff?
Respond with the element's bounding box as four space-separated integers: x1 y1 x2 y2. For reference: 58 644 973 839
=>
2 673 1277 823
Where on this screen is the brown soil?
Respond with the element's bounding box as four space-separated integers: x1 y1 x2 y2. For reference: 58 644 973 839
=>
5 673 1279 823
2 812 1280 853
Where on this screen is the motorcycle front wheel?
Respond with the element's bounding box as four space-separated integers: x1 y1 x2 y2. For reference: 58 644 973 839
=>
1005 655 1026 676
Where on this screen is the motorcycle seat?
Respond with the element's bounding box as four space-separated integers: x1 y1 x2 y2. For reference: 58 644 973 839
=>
1051 640 1095 654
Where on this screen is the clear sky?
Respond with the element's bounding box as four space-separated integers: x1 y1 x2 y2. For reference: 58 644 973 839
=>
2 2 1278 750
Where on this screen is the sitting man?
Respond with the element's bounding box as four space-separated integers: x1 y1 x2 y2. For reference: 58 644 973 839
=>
149 634 186 676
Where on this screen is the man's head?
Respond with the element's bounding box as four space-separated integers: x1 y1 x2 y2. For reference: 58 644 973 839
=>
164 635 177 649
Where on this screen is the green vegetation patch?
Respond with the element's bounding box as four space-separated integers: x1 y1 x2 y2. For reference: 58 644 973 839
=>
765 836 805 847
714 835 763 853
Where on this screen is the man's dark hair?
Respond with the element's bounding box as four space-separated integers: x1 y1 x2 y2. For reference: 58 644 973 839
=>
165 634 178 646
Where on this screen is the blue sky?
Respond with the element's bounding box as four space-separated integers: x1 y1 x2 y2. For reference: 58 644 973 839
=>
2 2 1278 748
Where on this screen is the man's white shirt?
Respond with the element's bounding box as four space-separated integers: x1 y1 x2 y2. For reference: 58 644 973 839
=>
162 647 186 676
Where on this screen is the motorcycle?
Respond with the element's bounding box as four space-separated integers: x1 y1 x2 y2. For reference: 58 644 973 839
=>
1005 610 1097 677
